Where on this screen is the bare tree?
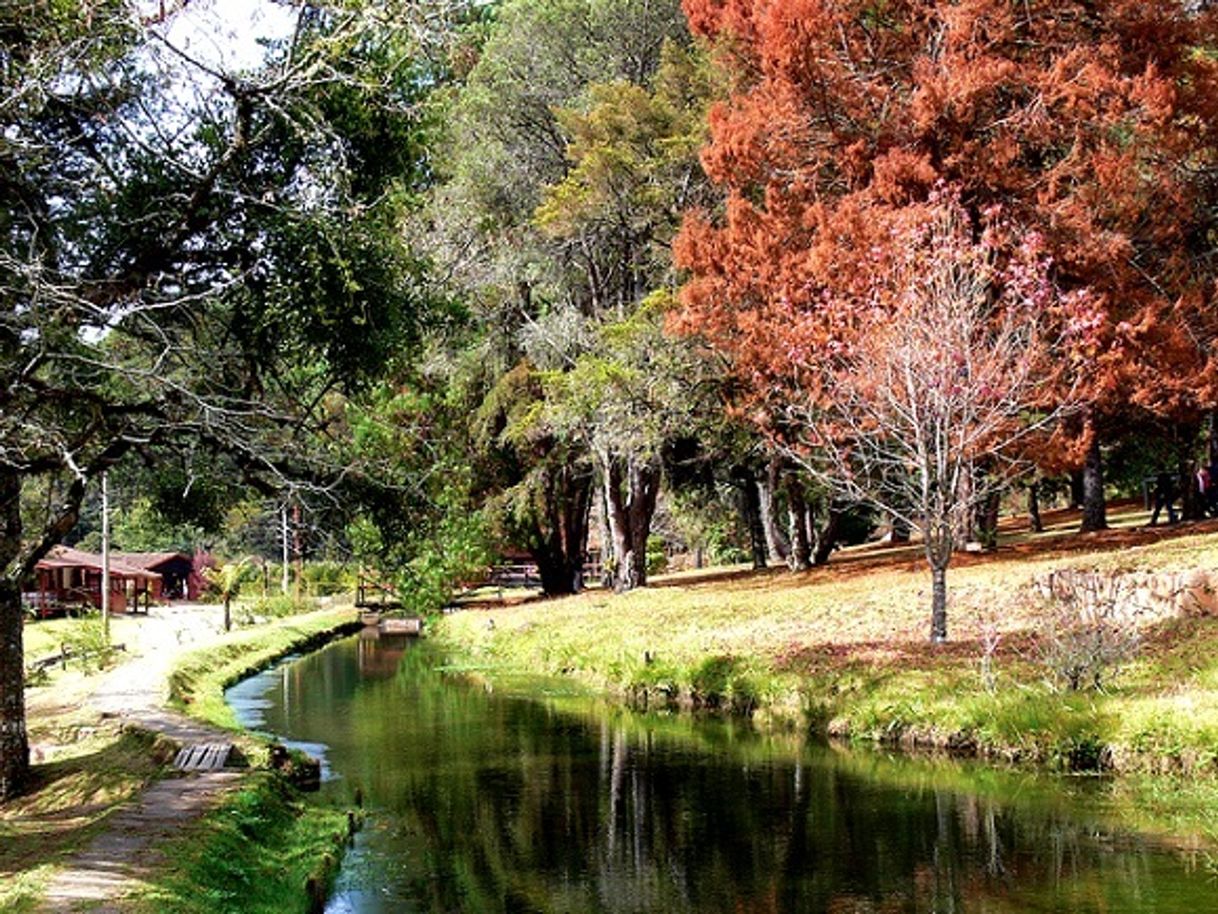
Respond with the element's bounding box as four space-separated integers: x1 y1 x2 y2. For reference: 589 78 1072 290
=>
781 199 1083 642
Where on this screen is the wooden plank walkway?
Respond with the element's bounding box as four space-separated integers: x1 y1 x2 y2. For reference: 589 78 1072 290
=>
172 742 234 772
36 610 250 911
379 618 421 636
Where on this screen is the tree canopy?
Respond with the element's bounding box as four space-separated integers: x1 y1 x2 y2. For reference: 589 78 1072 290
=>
0 0 453 799
673 0 1218 634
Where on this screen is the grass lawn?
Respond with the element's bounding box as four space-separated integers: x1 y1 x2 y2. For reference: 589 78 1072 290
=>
433 500 1218 773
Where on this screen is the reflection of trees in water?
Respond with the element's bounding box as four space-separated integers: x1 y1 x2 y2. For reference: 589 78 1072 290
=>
355 632 409 679
271 641 1204 913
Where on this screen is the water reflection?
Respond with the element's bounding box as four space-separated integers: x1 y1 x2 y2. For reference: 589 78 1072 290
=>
227 636 1212 914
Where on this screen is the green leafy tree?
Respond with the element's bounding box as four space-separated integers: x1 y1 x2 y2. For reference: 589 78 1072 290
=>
341 375 494 614
427 6 719 592
529 44 719 590
0 1 448 800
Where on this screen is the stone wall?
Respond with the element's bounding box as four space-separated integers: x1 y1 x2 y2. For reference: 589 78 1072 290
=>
1031 567 1218 624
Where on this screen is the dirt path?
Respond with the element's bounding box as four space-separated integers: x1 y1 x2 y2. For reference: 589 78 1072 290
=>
34 606 247 912
36 771 243 913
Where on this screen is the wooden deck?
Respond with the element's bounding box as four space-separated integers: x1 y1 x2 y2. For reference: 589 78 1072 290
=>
379 617 422 636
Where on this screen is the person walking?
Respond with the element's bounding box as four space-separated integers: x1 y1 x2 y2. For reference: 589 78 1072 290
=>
1149 470 1179 526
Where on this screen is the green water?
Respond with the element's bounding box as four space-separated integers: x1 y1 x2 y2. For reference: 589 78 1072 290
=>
226 634 1216 913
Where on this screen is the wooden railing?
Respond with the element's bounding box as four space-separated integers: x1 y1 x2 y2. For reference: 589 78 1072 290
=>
488 563 539 588
356 579 401 609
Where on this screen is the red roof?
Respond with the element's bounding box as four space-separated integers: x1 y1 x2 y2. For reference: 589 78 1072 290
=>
36 546 161 580
111 551 191 571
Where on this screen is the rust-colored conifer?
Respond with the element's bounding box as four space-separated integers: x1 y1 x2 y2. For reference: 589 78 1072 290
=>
674 0 1218 532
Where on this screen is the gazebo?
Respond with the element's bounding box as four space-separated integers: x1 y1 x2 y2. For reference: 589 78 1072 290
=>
112 552 197 600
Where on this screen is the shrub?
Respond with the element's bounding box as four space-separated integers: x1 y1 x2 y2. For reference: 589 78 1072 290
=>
60 613 119 673
235 594 313 626
976 600 1003 694
645 535 668 577
1034 572 1145 692
300 561 356 596
689 655 759 712
690 655 737 706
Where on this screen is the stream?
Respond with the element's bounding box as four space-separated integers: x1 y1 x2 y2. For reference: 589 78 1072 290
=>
225 631 1217 913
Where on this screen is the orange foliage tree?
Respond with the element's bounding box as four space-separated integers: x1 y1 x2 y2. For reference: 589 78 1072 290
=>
674 0 1218 533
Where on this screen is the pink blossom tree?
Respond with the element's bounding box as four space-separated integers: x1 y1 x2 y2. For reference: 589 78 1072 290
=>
777 197 1089 642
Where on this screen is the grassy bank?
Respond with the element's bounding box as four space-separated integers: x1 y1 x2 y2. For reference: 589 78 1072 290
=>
431 517 1218 776
167 606 362 731
131 773 354 914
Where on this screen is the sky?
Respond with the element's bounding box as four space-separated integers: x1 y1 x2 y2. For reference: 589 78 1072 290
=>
131 0 301 129
158 0 298 75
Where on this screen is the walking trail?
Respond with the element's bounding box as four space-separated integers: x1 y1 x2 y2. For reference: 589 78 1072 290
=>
34 606 247 913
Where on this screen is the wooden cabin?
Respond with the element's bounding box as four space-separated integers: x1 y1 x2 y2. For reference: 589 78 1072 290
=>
28 546 161 616
112 552 196 600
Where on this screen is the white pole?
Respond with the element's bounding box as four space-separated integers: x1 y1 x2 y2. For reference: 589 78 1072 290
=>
281 502 290 595
101 472 110 643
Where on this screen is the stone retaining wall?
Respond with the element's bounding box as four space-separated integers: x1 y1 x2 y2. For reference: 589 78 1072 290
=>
1032 567 1218 623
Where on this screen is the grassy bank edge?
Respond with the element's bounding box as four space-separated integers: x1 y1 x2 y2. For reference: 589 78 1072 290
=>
136 607 364 914
130 773 356 914
428 602 1218 778
166 606 363 732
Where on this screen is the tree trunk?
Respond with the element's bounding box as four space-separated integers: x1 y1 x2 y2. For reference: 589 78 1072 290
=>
292 502 303 602
930 565 950 643
223 596 232 632
812 505 843 566
1178 423 1205 521
603 454 660 592
530 461 594 597
1 469 29 801
758 458 789 564
736 467 767 570
924 517 953 643
1080 430 1107 532
784 474 811 571
535 547 587 597
1069 470 1086 509
929 561 948 643
598 483 614 588
972 485 1000 551
1027 480 1043 533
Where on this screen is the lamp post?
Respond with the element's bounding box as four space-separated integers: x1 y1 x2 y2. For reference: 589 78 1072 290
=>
281 502 290 596
101 472 110 643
